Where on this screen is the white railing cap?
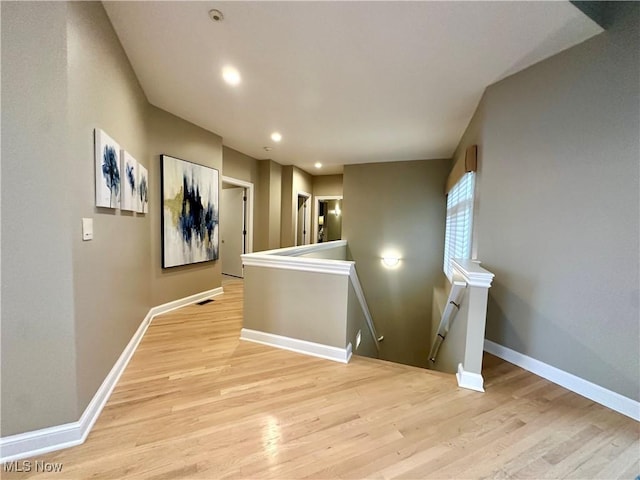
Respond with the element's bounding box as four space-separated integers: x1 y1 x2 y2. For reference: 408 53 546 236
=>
452 259 494 288
248 240 347 257
241 240 352 276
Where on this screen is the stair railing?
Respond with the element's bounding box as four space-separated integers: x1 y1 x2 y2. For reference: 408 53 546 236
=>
349 265 383 352
429 280 466 363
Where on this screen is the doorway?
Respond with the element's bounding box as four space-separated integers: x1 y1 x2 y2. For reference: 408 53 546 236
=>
220 176 254 278
295 191 312 246
314 195 343 243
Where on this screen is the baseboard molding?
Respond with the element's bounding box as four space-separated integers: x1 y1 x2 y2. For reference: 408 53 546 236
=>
0 287 224 463
484 339 640 422
149 287 224 318
240 328 352 364
456 363 485 392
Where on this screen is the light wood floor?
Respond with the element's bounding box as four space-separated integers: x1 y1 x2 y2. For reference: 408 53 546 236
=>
4 279 638 479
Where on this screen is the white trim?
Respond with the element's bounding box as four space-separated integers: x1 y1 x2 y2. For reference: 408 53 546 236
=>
242 254 353 275
348 265 380 352
240 328 352 364
456 363 485 392
313 195 343 244
252 239 347 258
222 176 254 254
294 190 312 246
484 339 640 422
0 287 225 463
242 241 353 276
148 287 223 318
452 258 494 288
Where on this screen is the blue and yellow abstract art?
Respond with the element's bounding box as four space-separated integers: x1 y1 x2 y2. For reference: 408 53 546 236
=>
161 155 219 268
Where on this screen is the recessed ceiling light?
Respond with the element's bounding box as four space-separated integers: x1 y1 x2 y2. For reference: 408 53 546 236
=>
271 132 282 142
315 162 322 169
222 66 241 86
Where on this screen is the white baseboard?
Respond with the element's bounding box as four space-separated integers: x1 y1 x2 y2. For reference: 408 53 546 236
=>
149 287 224 318
456 363 485 392
0 287 224 463
484 339 640 422
240 328 352 364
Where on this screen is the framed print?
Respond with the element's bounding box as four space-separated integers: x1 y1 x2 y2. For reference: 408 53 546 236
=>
137 163 149 214
161 155 219 268
121 150 138 212
95 129 121 208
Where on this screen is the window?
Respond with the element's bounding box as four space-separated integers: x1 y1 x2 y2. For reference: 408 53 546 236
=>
443 172 475 281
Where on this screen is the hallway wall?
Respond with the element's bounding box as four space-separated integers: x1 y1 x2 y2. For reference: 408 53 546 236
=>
454 2 639 401
1 1 224 437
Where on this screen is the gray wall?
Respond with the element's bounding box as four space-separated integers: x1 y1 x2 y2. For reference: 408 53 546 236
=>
222 146 259 185
147 105 222 306
255 160 283 251
1 1 224 436
280 166 294 247
222 146 261 254
312 174 343 197
456 3 639 400
1 1 79 435
244 266 349 348
67 1 151 411
343 160 450 368
281 166 313 247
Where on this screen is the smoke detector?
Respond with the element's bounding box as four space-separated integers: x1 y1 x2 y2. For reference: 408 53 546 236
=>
209 9 224 22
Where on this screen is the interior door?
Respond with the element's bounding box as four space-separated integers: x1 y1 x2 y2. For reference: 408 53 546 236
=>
296 194 310 245
220 187 245 277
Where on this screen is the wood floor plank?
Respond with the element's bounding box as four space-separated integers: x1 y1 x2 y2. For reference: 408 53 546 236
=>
3 279 638 479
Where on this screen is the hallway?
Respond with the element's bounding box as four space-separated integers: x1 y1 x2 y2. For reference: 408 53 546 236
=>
5 281 637 479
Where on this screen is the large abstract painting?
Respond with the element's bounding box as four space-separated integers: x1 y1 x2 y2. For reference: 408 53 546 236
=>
161 155 219 268
137 163 149 214
95 129 121 208
121 150 138 212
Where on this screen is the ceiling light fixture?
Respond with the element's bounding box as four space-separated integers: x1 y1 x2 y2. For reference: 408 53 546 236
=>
314 162 322 169
271 132 282 142
222 66 241 86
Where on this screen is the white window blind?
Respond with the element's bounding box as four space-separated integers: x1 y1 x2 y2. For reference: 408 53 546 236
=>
443 172 475 281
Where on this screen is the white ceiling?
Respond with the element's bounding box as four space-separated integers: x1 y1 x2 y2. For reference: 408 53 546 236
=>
103 1 601 175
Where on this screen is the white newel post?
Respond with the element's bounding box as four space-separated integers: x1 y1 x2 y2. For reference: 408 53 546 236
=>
451 259 495 392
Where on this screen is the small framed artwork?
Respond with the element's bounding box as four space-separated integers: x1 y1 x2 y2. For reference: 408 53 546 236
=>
121 150 138 212
161 154 219 268
137 164 149 214
95 128 121 208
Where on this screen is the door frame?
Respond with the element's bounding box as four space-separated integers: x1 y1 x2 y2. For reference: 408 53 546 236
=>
313 195 343 244
294 190 312 246
221 176 254 254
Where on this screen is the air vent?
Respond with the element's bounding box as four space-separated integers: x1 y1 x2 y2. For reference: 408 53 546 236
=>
196 299 215 306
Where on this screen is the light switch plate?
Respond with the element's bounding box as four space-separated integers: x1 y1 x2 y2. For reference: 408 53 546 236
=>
82 218 93 241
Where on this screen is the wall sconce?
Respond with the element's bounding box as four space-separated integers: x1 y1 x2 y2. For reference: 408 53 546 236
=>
318 216 324 226
381 252 401 268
